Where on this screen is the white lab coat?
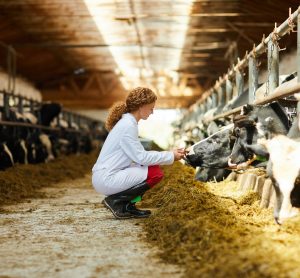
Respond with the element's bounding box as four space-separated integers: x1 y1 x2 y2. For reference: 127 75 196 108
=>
92 113 174 195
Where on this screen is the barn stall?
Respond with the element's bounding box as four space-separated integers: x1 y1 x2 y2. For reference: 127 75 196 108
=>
1 1 300 277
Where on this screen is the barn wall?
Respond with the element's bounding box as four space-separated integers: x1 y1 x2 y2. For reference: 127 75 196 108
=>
75 109 108 122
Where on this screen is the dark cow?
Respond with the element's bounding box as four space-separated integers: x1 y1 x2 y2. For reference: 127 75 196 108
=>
185 124 235 182
229 102 289 168
39 102 61 126
194 167 231 183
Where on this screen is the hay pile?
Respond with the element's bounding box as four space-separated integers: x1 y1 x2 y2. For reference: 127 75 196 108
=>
0 151 98 207
141 162 300 278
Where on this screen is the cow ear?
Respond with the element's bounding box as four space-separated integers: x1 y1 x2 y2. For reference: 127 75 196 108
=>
241 104 253 115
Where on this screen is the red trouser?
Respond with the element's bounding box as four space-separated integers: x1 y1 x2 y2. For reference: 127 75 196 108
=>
146 165 164 188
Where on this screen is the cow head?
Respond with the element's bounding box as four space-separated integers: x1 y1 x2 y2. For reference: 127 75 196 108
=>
185 124 235 168
228 103 289 168
259 135 300 224
228 114 260 167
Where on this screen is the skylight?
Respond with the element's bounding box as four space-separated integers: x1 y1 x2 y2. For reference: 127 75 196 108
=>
83 0 194 96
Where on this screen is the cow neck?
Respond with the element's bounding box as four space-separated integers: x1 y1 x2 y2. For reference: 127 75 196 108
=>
268 102 289 131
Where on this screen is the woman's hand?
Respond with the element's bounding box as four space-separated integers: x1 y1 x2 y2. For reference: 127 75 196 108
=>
172 148 186 161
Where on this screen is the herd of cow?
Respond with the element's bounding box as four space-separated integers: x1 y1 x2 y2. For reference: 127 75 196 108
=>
0 102 105 172
178 72 300 224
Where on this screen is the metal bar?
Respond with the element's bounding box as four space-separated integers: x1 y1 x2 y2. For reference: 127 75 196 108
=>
0 120 85 134
209 82 300 121
248 55 259 103
17 96 23 114
30 100 34 113
67 112 72 128
197 6 300 107
254 82 300 105
56 115 60 127
198 104 204 115
209 106 242 121
205 96 212 110
267 38 279 95
211 91 218 108
0 120 59 131
225 79 233 103
235 68 244 96
218 83 226 107
3 93 10 119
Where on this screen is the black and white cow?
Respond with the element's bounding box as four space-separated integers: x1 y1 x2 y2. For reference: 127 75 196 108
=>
0 141 14 170
184 124 236 182
256 100 300 224
0 104 59 168
228 102 289 168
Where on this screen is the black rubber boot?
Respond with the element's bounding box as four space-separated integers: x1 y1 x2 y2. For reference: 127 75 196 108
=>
124 202 151 218
103 197 133 219
103 181 151 219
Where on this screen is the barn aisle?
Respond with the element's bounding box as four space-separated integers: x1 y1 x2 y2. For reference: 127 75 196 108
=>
0 175 182 278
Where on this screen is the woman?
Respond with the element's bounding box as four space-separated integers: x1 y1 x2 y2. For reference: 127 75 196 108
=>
92 87 185 219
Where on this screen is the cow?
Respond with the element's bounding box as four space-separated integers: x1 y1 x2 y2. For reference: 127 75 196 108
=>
256 101 300 224
228 102 289 169
184 124 235 182
0 141 14 170
259 135 300 224
0 107 57 167
39 102 61 126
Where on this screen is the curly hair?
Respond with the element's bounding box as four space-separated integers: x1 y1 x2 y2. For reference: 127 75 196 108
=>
105 87 157 131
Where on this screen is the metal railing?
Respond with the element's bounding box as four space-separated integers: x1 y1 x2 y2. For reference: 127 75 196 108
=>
0 90 104 135
180 6 300 129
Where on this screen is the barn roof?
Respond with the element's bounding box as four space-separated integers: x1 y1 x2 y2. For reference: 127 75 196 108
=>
0 0 298 109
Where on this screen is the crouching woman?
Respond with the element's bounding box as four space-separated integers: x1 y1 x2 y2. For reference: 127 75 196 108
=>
92 87 184 219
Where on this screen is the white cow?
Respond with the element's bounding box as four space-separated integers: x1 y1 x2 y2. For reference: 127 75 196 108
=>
259 135 300 224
